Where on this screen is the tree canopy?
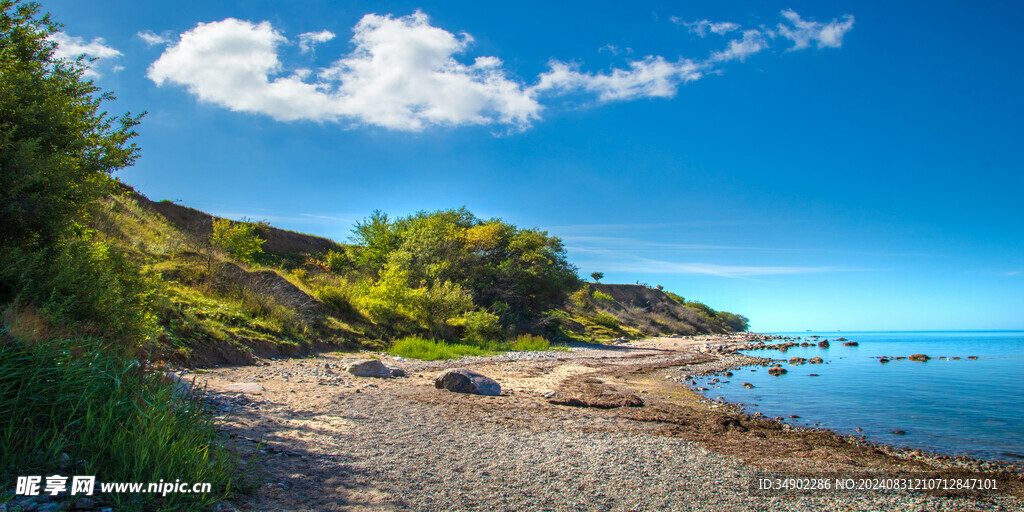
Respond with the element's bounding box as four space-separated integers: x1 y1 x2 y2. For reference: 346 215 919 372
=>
347 207 581 329
0 0 141 251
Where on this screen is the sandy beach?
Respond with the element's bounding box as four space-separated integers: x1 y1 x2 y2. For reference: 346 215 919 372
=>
186 335 1024 511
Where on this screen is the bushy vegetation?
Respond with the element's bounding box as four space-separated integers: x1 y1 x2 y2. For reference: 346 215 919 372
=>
0 3 237 509
211 218 265 264
683 300 750 332
0 334 237 511
296 207 580 345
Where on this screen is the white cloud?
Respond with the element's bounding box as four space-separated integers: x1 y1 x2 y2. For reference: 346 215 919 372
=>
533 56 701 102
777 9 855 50
148 13 540 131
709 29 769 62
674 18 740 37
597 258 858 279
137 30 171 47
146 9 853 130
48 32 122 78
298 30 335 53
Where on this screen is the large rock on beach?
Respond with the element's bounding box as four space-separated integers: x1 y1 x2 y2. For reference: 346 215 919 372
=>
908 354 931 362
346 359 393 378
435 368 501 396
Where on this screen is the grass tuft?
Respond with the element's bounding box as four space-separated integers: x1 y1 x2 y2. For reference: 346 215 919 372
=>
387 336 493 361
0 336 237 511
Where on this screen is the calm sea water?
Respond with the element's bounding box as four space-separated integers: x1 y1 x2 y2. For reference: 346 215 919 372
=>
693 331 1024 463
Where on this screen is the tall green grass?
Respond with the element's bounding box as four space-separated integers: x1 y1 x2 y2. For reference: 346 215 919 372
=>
387 334 567 360
387 336 493 361
0 336 236 511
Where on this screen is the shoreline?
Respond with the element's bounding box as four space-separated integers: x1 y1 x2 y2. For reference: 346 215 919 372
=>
676 335 1024 476
182 332 1022 510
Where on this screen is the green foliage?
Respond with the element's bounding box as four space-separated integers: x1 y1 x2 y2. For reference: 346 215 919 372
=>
354 263 473 337
0 336 236 511
592 290 614 302
570 286 595 312
717 311 750 332
449 310 502 343
0 0 141 251
1 234 160 343
590 271 604 283
592 312 620 328
210 218 265 264
386 336 492 361
324 249 351 273
347 207 580 329
664 291 686 304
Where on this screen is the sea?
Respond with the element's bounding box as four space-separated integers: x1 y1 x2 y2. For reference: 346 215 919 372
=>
692 331 1024 464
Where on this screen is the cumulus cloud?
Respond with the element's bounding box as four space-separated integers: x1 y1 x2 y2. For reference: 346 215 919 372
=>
777 9 855 50
146 8 853 130
148 13 539 130
137 30 171 47
298 30 335 53
48 32 122 78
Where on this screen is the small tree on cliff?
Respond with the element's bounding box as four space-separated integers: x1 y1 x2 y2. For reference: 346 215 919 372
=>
590 272 604 283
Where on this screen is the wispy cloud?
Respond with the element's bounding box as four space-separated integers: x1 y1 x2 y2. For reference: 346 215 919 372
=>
147 8 853 131
137 30 172 47
47 32 122 78
776 9 855 50
591 257 861 279
298 30 335 53
671 18 740 37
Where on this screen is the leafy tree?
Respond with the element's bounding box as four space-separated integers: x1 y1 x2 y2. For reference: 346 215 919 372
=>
347 208 580 331
210 218 265 264
0 0 141 252
590 272 604 283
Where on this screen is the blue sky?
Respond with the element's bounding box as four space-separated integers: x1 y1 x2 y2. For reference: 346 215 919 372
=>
40 1 1023 331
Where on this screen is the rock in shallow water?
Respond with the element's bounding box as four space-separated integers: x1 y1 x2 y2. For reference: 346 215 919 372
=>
435 368 501 396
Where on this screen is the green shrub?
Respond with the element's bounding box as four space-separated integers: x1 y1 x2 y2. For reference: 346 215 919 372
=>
314 283 360 319
1 235 160 344
324 249 351 274
387 336 491 361
449 310 502 343
355 264 473 336
0 336 236 511
592 290 614 302
570 286 594 312
592 312 620 328
211 218 264 264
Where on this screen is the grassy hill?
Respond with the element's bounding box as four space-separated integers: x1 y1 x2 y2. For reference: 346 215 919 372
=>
87 185 747 365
